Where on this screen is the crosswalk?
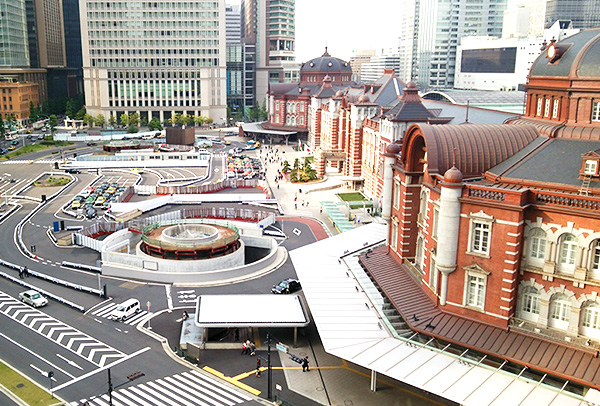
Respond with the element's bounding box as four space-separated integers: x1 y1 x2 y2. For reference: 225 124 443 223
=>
0 291 126 367
76 370 253 406
89 302 152 326
1 159 60 164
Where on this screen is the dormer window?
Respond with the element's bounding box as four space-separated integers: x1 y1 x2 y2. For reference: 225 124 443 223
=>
585 160 598 175
536 97 543 116
552 100 559 119
544 99 551 117
593 102 600 122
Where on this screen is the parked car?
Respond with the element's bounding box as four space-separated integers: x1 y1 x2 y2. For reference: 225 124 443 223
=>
109 298 141 321
87 142 97 146
272 278 302 294
71 200 81 210
19 290 48 308
85 208 97 219
65 168 81 174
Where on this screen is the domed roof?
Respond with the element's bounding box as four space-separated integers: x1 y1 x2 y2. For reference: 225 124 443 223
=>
301 47 352 74
386 143 401 155
357 94 370 103
530 28 600 78
443 166 463 184
335 90 344 97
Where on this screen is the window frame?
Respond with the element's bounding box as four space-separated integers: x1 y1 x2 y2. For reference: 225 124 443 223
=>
391 219 398 252
584 160 598 175
552 99 559 119
581 302 600 339
467 214 493 257
592 101 600 122
558 233 578 273
549 294 571 330
464 268 488 311
521 286 541 320
392 178 400 209
528 228 547 266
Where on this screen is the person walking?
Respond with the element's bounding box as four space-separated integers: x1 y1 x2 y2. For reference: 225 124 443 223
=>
242 339 251 355
23 267 29 278
302 356 310 372
249 342 256 356
18 267 24 279
241 341 247 355
256 359 261 377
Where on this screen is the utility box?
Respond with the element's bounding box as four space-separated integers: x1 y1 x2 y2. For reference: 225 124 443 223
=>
166 126 195 146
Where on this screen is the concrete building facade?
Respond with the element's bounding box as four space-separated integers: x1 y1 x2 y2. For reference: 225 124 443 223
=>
79 0 227 124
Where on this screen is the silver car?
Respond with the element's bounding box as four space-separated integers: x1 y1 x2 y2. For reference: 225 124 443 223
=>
19 290 48 308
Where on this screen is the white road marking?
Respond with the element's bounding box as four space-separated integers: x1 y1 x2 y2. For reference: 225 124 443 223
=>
56 353 84 370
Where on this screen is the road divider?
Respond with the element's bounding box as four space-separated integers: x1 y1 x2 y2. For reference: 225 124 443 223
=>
0 270 85 312
61 261 101 274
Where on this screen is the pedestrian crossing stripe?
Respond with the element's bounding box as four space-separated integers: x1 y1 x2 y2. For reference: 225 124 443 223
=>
0 291 126 367
90 302 151 326
77 369 253 406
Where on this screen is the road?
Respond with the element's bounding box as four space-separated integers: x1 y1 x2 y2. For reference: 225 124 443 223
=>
0 139 307 405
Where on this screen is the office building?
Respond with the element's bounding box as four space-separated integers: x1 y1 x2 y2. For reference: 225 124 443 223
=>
349 49 375 82
79 0 227 124
241 0 299 106
360 52 400 83
399 0 508 90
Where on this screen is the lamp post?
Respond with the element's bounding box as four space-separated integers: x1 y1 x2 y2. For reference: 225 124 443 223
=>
267 330 272 400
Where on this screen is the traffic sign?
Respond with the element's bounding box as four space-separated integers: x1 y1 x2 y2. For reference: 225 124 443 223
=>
276 343 289 354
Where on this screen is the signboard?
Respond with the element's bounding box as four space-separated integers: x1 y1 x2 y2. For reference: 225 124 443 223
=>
276 343 289 354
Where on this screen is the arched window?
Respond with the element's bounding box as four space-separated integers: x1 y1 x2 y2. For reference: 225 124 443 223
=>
558 233 578 273
528 228 546 266
581 301 600 339
520 286 540 322
590 240 600 280
299 116 304 125
549 293 571 330
415 236 424 271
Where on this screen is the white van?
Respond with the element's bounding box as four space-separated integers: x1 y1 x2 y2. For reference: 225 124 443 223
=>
109 298 141 321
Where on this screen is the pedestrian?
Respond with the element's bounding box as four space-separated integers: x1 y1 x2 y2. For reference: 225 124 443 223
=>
18 267 24 280
241 341 248 355
256 359 261 377
24 267 29 278
250 342 256 356
277 183 279 189
294 203 297 209
302 356 310 372
320 207 323 214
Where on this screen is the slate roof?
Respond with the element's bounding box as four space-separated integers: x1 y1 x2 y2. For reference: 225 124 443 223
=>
530 28 600 78
360 246 600 391
421 100 519 125
489 137 600 188
300 48 352 74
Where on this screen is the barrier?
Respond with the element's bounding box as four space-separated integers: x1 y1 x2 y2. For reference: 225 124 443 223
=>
0 258 103 297
61 261 102 274
0 270 85 312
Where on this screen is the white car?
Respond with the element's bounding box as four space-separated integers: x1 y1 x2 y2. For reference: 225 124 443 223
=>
19 290 48 308
109 298 141 321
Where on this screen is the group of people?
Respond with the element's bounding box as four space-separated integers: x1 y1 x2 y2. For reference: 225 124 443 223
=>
241 339 256 356
18 266 29 280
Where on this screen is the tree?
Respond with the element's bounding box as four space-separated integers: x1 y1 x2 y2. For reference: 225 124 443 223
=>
282 160 290 173
48 114 58 138
148 117 162 131
108 115 117 127
0 117 5 138
29 101 39 121
76 107 86 120
293 158 299 170
127 125 139 133
128 112 140 126
205 117 213 126
194 115 206 127
249 104 260 121
120 113 129 127
183 115 194 126
95 114 105 128
83 114 94 127
259 101 268 121
140 116 148 127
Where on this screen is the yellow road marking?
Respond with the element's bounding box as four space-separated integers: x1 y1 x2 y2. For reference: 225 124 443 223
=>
202 366 261 396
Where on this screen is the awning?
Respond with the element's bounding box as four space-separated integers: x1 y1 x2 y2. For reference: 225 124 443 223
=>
195 294 309 328
241 122 297 136
289 223 592 406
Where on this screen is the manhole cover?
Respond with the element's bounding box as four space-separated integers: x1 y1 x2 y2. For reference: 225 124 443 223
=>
16 383 24 388
344 401 354 406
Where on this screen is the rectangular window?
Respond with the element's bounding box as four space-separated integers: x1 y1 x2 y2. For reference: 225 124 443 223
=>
551 301 570 322
393 180 400 209
592 102 600 122
432 208 439 239
536 97 543 116
391 221 398 251
275 102 279 111
552 99 559 119
585 160 598 175
544 99 551 117
471 222 490 254
467 274 485 308
429 257 437 290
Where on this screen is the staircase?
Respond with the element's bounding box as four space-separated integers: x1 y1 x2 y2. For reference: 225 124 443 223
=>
579 174 591 195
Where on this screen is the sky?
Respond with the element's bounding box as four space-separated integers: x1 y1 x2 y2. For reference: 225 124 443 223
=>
228 0 402 63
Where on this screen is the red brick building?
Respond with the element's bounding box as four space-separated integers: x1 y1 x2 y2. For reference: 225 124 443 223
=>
263 48 354 142
367 27 600 393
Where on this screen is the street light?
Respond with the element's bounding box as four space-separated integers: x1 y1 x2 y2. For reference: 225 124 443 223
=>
45 370 55 398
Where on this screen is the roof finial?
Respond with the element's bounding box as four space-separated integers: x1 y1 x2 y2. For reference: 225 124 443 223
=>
452 148 458 168
323 44 330 57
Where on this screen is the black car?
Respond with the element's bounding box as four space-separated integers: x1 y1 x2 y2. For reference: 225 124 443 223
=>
272 278 301 294
85 208 97 219
65 168 81 174
87 142 97 146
